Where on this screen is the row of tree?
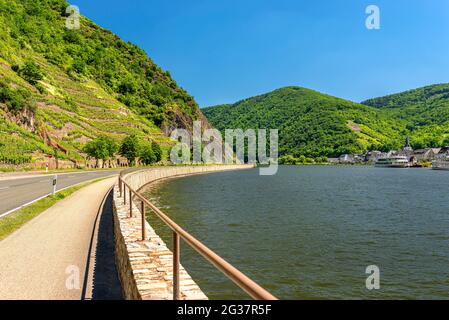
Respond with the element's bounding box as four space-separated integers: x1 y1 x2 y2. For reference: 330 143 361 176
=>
83 134 162 167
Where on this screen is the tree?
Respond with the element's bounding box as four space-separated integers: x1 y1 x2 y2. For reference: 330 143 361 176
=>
84 136 117 168
70 58 87 75
103 136 118 166
0 82 32 113
152 141 162 162
119 134 140 166
18 61 44 85
140 142 156 165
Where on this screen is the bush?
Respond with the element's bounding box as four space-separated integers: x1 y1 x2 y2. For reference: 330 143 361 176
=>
71 58 87 75
16 61 44 85
152 141 162 162
0 82 32 113
279 154 297 165
140 142 156 165
63 30 82 44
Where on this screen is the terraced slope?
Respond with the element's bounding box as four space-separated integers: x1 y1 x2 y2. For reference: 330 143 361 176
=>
0 0 207 168
362 84 449 148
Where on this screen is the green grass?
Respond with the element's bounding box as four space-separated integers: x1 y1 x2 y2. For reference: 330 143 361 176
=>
0 178 106 241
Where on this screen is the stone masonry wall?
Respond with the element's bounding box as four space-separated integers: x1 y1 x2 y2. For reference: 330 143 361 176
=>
112 164 255 300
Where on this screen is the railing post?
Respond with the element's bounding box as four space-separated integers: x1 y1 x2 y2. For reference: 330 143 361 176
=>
173 232 180 300
141 201 146 241
129 189 133 217
119 178 122 197
124 184 126 205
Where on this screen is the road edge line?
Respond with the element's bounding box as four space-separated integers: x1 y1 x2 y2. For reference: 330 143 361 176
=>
0 174 118 219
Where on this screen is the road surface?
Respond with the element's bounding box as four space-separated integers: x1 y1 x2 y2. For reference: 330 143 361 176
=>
0 177 121 299
0 170 122 216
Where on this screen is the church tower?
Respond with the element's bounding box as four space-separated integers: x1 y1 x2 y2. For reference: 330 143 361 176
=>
403 136 413 153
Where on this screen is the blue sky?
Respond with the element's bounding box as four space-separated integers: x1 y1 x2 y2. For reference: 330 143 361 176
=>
73 0 449 107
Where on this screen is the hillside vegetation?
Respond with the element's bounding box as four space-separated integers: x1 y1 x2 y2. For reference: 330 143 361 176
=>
362 84 449 149
203 87 408 159
0 0 206 168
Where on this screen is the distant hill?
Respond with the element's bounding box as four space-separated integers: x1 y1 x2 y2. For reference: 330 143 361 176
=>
362 84 449 109
203 87 406 159
362 84 449 149
0 0 208 168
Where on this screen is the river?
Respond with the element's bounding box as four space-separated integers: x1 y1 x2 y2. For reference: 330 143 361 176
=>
142 166 449 299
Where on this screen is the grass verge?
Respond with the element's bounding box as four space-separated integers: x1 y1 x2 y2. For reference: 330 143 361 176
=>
0 178 106 241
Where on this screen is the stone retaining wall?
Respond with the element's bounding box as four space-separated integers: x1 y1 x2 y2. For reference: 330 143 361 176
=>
112 164 255 300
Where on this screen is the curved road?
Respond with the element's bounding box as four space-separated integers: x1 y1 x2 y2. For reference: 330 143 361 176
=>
0 170 122 216
0 177 122 299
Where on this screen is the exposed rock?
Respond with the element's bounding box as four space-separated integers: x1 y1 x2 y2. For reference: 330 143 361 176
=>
2 105 36 133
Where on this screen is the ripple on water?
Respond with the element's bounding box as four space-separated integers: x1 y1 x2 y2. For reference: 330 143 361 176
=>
143 166 449 299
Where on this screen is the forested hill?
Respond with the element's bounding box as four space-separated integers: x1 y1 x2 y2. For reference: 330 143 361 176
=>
0 0 207 167
362 84 449 149
203 87 406 159
362 84 449 109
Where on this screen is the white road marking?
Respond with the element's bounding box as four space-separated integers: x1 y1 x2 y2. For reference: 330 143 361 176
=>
0 173 117 219
0 193 50 219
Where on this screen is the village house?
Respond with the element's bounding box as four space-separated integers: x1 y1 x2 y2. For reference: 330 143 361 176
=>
353 154 365 163
335 138 449 165
336 154 365 164
411 148 440 162
339 154 354 163
431 148 442 156
435 147 449 159
365 151 384 162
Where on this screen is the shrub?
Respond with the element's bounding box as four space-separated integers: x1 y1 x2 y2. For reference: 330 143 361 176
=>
0 82 32 113
152 141 162 162
140 141 156 165
16 61 44 85
71 58 87 75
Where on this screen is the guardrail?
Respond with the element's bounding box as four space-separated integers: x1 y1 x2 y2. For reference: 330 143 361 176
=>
118 173 277 300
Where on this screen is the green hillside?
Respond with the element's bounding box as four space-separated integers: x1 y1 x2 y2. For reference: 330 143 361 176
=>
0 0 207 168
203 87 410 159
362 84 449 149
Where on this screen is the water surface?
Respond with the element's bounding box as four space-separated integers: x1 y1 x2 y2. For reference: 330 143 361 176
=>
143 166 449 299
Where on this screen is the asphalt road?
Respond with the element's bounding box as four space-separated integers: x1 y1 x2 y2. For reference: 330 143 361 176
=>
0 170 122 216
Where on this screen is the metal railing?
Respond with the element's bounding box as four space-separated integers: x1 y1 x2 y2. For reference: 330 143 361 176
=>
118 174 277 300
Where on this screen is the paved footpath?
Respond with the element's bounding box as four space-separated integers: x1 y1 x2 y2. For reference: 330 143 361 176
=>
0 177 118 300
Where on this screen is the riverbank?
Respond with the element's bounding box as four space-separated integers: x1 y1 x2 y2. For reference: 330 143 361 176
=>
113 164 260 300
